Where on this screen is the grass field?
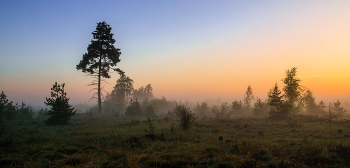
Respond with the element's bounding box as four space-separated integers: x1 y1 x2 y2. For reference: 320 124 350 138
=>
1 114 350 168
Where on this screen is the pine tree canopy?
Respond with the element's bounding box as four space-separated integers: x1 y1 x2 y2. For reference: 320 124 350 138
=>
76 21 121 78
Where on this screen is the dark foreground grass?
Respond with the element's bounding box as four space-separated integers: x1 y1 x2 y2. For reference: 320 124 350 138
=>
1 114 350 167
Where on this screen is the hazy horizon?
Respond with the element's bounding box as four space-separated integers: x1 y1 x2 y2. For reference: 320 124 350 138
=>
1 0 350 107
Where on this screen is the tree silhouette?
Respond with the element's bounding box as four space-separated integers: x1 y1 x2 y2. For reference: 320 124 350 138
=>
193 102 209 117
44 82 76 126
144 103 155 117
268 83 291 119
244 85 254 110
132 84 154 101
231 100 242 114
332 100 346 117
304 90 318 115
252 98 263 116
282 67 305 113
0 91 9 121
317 100 327 115
112 74 134 103
76 21 121 114
125 99 143 116
103 74 134 114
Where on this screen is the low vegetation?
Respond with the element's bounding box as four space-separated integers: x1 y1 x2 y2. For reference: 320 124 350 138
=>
1 113 350 167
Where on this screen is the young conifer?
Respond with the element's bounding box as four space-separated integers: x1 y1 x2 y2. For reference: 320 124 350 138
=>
44 82 76 126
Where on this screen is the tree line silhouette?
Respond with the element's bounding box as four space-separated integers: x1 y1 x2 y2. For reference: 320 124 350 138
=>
0 21 347 125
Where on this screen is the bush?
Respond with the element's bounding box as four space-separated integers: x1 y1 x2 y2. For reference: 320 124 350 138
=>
17 102 35 119
193 101 209 117
174 104 197 130
0 91 35 120
144 104 155 117
36 108 49 119
125 99 143 116
44 82 76 126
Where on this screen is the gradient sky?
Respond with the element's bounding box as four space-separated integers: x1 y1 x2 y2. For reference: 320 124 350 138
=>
1 0 350 107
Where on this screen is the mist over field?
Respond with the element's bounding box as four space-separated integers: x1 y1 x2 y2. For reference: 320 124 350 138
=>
1 1 350 167
1 1 350 108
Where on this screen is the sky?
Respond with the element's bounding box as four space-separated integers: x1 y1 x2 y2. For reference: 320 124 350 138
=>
0 0 350 107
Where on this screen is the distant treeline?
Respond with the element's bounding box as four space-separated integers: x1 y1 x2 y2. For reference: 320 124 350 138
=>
83 67 347 120
0 68 348 121
0 91 49 120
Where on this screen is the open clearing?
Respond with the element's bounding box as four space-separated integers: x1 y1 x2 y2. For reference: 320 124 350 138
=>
1 114 350 168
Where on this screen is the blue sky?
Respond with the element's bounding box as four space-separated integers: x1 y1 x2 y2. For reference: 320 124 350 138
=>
1 0 350 106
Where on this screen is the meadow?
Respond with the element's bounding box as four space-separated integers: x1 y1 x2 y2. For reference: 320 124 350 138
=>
1 113 350 168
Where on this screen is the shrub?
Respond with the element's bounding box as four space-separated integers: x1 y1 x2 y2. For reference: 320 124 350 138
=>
36 108 49 119
17 102 35 119
174 104 197 130
125 99 143 116
144 104 155 117
193 101 209 117
231 100 243 114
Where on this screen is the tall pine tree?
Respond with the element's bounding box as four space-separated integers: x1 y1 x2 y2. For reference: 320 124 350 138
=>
77 21 122 114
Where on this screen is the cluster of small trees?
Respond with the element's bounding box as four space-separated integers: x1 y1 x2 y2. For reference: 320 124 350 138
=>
252 98 270 116
191 84 267 118
101 74 174 117
192 98 270 118
0 88 73 126
190 67 347 120
123 97 177 117
265 67 346 119
0 91 36 121
305 90 346 117
193 102 209 117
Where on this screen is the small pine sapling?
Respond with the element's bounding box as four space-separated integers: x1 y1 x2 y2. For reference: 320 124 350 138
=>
44 82 76 126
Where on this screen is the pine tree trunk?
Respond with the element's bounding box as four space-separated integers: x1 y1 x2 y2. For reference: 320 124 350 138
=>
98 56 102 114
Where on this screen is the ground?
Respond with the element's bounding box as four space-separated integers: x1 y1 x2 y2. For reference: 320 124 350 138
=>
1 113 350 168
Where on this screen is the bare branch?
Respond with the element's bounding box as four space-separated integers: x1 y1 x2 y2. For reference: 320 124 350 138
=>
88 96 98 102
88 88 98 93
